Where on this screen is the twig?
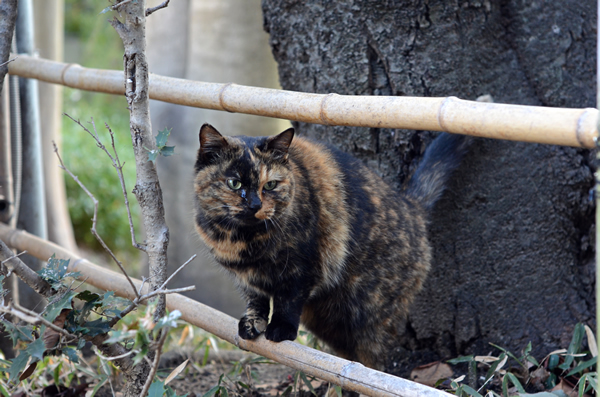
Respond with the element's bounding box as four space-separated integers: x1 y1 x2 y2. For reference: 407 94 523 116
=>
0 56 16 68
105 122 144 251
52 141 141 300
109 285 195 327
94 346 135 362
145 0 169 16
157 254 196 292
0 250 26 265
11 302 74 338
110 0 135 12
107 253 195 329
0 238 52 297
140 329 169 396
63 114 145 252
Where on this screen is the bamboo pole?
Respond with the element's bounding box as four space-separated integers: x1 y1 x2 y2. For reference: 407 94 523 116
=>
0 222 453 397
7 53 598 148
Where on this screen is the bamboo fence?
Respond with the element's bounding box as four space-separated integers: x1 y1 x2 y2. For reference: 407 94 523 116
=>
8 53 598 148
0 222 453 397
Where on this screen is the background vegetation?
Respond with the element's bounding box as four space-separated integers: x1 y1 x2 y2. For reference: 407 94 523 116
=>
62 0 139 259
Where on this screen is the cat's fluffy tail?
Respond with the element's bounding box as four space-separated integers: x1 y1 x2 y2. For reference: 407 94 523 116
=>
405 133 471 211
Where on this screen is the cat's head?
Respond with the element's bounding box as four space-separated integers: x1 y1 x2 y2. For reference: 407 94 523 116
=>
194 123 296 228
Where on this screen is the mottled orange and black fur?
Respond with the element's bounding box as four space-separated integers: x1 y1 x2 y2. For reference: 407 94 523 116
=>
193 124 469 369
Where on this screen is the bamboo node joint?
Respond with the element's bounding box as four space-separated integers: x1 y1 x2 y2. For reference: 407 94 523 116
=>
438 96 458 131
219 83 235 113
60 63 79 87
320 93 336 126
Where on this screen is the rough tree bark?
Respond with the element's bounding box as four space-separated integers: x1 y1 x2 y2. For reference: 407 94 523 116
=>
110 1 169 395
262 0 596 374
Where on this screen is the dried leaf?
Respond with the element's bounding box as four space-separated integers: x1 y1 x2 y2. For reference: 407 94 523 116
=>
475 355 500 363
43 309 71 349
19 361 37 381
165 359 189 385
551 379 583 397
584 325 597 357
410 361 454 386
530 366 550 390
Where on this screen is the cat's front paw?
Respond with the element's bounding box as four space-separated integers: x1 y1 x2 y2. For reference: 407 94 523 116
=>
238 315 268 340
265 320 298 342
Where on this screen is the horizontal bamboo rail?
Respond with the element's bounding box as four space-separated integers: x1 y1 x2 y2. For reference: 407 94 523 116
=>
8 54 598 148
0 222 452 397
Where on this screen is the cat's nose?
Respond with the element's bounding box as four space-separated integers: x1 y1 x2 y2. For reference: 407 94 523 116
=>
246 191 262 213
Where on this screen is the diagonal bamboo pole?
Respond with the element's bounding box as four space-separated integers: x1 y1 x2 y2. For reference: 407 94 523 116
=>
7 53 598 148
0 222 452 397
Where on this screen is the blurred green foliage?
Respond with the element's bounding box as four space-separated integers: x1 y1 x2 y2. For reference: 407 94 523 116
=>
62 0 140 257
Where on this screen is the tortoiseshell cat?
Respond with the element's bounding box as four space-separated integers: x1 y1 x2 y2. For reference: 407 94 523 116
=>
193 124 469 369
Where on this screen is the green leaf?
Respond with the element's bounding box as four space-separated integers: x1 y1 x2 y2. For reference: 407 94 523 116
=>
154 310 182 333
39 255 78 286
559 323 585 370
79 318 111 337
490 343 522 365
89 375 108 397
53 361 62 385
1 319 33 346
44 290 77 324
567 356 597 376
579 373 598 395
156 127 172 147
202 385 221 397
147 149 159 163
104 330 136 344
503 373 525 394
333 385 343 397
159 146 175 157
63 347 79 363
484 353 507 383
447 355 474 364
519 392 569 397
548 354 560 370
0 383 10 397
299 372 317 396
8 352 30 383
148 380 166 397
458 385 483 397
77 290 101 303
26 337 46 362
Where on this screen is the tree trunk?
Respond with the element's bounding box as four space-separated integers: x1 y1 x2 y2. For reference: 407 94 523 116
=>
262 0 596 374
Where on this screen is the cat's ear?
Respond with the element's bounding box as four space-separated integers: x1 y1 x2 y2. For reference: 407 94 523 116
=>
265 128 294 160
199 123 228 162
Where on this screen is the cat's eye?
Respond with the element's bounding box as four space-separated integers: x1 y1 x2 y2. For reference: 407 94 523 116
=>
227 179 242 190
264 180 277 191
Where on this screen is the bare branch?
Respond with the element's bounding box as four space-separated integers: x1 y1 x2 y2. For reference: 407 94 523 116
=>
0 56 16 68
110 0 136 12
94 346 135 362
0 238 52 297
0 250 26 266
109 284 195 328
52 141 141 300
63 114 146 252
10 302 73 338
157 254 196 292
140 328 169 396
145 0 170 16
105 122 145 251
